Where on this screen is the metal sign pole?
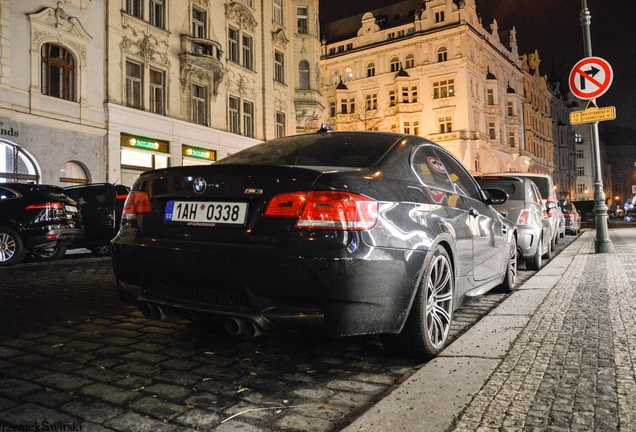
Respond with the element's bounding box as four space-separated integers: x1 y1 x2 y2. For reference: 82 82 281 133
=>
581 0 611 252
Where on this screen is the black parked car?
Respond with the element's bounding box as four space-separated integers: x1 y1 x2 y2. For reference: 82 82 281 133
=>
63 183 130 256
0 183 83 266
112 130 517 360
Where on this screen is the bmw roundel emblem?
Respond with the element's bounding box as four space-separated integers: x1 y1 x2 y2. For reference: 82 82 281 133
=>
193 177 207 194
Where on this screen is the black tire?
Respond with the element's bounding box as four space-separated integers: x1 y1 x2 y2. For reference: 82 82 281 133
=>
381 246 454 361
0 227 27 266
526 237 542 271
498 237 517 293
91 245 111 256
31 245 68 262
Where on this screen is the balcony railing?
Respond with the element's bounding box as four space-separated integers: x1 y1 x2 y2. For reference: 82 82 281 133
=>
180 34 223 62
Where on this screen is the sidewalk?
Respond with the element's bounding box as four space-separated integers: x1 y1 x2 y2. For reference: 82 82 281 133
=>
345 228 636 431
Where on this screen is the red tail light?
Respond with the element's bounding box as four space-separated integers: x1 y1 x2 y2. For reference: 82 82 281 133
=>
116 194 129 200
26 202 63 210
564 214 572 219
122 191 151 222
265 191 378 231
517 209 531 225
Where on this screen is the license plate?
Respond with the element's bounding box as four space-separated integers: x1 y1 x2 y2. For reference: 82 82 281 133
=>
164 201 248 225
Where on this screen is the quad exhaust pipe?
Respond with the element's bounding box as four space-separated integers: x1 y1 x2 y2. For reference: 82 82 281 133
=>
224 317 265 338
139 303 269 338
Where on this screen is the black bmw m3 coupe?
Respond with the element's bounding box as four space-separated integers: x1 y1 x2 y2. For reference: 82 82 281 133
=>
111 130 517 359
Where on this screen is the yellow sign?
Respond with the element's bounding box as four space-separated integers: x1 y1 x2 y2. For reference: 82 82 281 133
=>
570 106 616 124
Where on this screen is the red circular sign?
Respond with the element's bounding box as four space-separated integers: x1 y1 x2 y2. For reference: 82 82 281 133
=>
569 57 613 100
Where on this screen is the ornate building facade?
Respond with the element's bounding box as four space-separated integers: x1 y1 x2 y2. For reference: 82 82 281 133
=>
106 0 323 186
0 0 106 185
0 1 323 187
319 0 574 178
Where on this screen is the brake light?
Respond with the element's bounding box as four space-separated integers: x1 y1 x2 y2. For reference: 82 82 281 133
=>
517 209 531 225
116 194 129 200
264 191 378 231
122 190 151 222
564 214 572 219
26 202 63 210
264 192 309 217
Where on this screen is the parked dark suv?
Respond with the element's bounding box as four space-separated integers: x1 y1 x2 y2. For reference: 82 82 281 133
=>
64 183 129 256
0 183 84 266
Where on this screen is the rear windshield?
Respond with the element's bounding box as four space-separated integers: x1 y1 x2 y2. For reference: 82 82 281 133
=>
215 133 400 168
514 176 550 198
559 202 574 213
477 179 525 200
33 186 69 201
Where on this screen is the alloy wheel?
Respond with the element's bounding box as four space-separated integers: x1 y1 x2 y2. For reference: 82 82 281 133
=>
425 254 453 350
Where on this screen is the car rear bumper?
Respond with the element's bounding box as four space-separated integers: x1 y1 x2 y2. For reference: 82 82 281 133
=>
112 237 426 337
25 227 84 250
516 225 542 258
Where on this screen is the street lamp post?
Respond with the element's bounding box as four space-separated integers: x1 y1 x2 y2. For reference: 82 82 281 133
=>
580 0 611 253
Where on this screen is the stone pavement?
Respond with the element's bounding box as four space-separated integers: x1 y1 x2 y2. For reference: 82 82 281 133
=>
345 228 636 431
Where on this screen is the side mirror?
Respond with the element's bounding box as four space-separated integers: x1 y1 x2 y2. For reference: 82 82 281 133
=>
482 188 509 205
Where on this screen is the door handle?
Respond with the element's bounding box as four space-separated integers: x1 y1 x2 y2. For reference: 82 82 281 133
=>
469 208 480 217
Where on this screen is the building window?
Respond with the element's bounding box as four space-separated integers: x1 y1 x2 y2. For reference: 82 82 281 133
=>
389 90 396 106
125 60 142 109
439 116 452 133
508 132 515 147
243 101 254 138
149 68 164 115
192 84 207 125
488 122 496 139
433 79 454 99
299 61 310 89
41 43 75 101
192 7 206 38
577 183 585 194
229 96 240 134
574 133 583 144
366 63 375 77
474 154 480 172
329 101 336 117
507 101 514 116
437 47 448 62
404 122 411 135
349 98 355 114
274 51 285 83
411 86 418 103
330 70 340 85
242 0 253 6
435 11 445 23
340 98 348 114
59 161 88 186
402 87 409 103
344 67 353 82
297 7 308 34
242 35 253 70
413 121 419 135
276 112 286 138
390 57 400 72
577 166 585 176
365 93 377 110
126 0 142 19
487 89 495 105
149 0 164 28
576 149 584 158
405 54 415 69
228 27 239 63
273 0 283 25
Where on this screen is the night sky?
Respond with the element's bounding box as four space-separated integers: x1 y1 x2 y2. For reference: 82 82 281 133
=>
320 0 636 131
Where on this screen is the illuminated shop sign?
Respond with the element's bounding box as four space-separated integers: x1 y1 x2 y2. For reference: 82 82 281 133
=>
120 134 169 153
182 145 216 161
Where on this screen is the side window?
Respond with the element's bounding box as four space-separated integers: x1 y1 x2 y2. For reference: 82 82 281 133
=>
411 145 453 192
0 188 18 200
433 149 481 200
531 184 542 204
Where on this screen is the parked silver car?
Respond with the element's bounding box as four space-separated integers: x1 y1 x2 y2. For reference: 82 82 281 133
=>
476 176 553 270
559 201 581 234
483 172 564 250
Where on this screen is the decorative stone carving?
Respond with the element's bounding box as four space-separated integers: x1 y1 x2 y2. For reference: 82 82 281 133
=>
272 29 289 48
138 35 156 62
225 70 255 98
181 59 226 97
225 3 258 31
